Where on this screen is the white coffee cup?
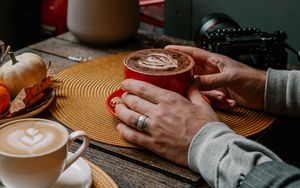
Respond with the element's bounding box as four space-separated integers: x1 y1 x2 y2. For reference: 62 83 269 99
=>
0 118 90 188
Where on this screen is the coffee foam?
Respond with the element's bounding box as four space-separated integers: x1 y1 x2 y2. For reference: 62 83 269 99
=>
0 120 66 156
125 49 193 75
137 52 178 71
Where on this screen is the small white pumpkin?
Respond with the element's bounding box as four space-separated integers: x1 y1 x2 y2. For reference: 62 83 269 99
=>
0 52 47 97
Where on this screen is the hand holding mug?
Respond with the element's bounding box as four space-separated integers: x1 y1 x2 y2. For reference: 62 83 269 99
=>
115 49 218 165
165 45 267 110
114 48 217 166
115 80 219 166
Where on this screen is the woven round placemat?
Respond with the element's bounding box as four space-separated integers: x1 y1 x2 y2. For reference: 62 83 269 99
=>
49 52 276 148
85 160 118 188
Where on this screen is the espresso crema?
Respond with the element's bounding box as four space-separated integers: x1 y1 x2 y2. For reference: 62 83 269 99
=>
125 49 193 75
0 120 66 156
137 52 178 71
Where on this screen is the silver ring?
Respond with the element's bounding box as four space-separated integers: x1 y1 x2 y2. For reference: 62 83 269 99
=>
136 115 148 132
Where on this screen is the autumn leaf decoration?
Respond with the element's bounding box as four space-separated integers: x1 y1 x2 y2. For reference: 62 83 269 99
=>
4 77 60 118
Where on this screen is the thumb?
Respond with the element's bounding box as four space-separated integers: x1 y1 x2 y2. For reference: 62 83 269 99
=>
195 73 231 90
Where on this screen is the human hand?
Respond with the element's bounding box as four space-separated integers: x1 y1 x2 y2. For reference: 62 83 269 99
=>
165 45 267 110
115 79 219 166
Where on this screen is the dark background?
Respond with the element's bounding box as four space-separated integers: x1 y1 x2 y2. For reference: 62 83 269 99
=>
0 0 42 50
1 0 300 59
164 0 300 65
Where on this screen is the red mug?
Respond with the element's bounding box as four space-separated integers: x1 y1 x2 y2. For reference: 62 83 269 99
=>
123 49 195 96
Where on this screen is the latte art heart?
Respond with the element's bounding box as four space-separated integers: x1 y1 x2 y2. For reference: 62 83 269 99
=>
20 132 44 146
137 53 178 70
26 128 39 137
7 128 54 154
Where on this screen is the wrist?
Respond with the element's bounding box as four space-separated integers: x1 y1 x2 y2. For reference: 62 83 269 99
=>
254 68 267 109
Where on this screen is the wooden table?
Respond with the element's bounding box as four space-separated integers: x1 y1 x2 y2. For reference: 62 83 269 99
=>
15 31 208 188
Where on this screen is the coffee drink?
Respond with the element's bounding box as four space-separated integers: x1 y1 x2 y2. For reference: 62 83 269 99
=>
124 49 194 75
0 120 67 156
0 118 90 188
124 49 195 96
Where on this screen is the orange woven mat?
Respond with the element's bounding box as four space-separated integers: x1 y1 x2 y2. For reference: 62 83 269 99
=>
49 52 276 148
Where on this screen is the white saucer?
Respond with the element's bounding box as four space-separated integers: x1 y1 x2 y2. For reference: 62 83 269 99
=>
0 152 92 188
51 152 92 188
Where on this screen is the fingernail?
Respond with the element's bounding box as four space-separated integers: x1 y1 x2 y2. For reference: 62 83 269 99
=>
110 97 123 109
121 92 127 100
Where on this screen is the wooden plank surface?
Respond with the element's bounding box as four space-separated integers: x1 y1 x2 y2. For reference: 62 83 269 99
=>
70 143 207 188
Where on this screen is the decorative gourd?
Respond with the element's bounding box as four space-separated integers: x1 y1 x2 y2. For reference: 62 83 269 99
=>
0 80 10 114
0 52 47 97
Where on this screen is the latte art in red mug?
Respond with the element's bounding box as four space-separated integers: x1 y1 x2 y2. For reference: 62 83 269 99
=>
137 52 179 71
0 120 66 156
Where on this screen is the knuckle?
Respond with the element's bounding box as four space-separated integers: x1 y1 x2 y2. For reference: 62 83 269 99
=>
122 93 140 111
159 92 174 103
151 141 166 155
128 113 137 126
114 103 125 116
130 98 139 111
208 56 223 66
127 132 139 144
153 110 164 120
121 92 129 101
137 83 149 96
163 93 180 104
150 106 163 118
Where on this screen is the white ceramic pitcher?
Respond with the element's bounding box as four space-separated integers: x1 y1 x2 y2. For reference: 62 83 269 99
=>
67 0 140 44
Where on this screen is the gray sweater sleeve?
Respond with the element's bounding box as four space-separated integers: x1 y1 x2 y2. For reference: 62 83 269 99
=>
241 161 300 188
188 68 300 187
188 122 281 188
265 68 300 115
